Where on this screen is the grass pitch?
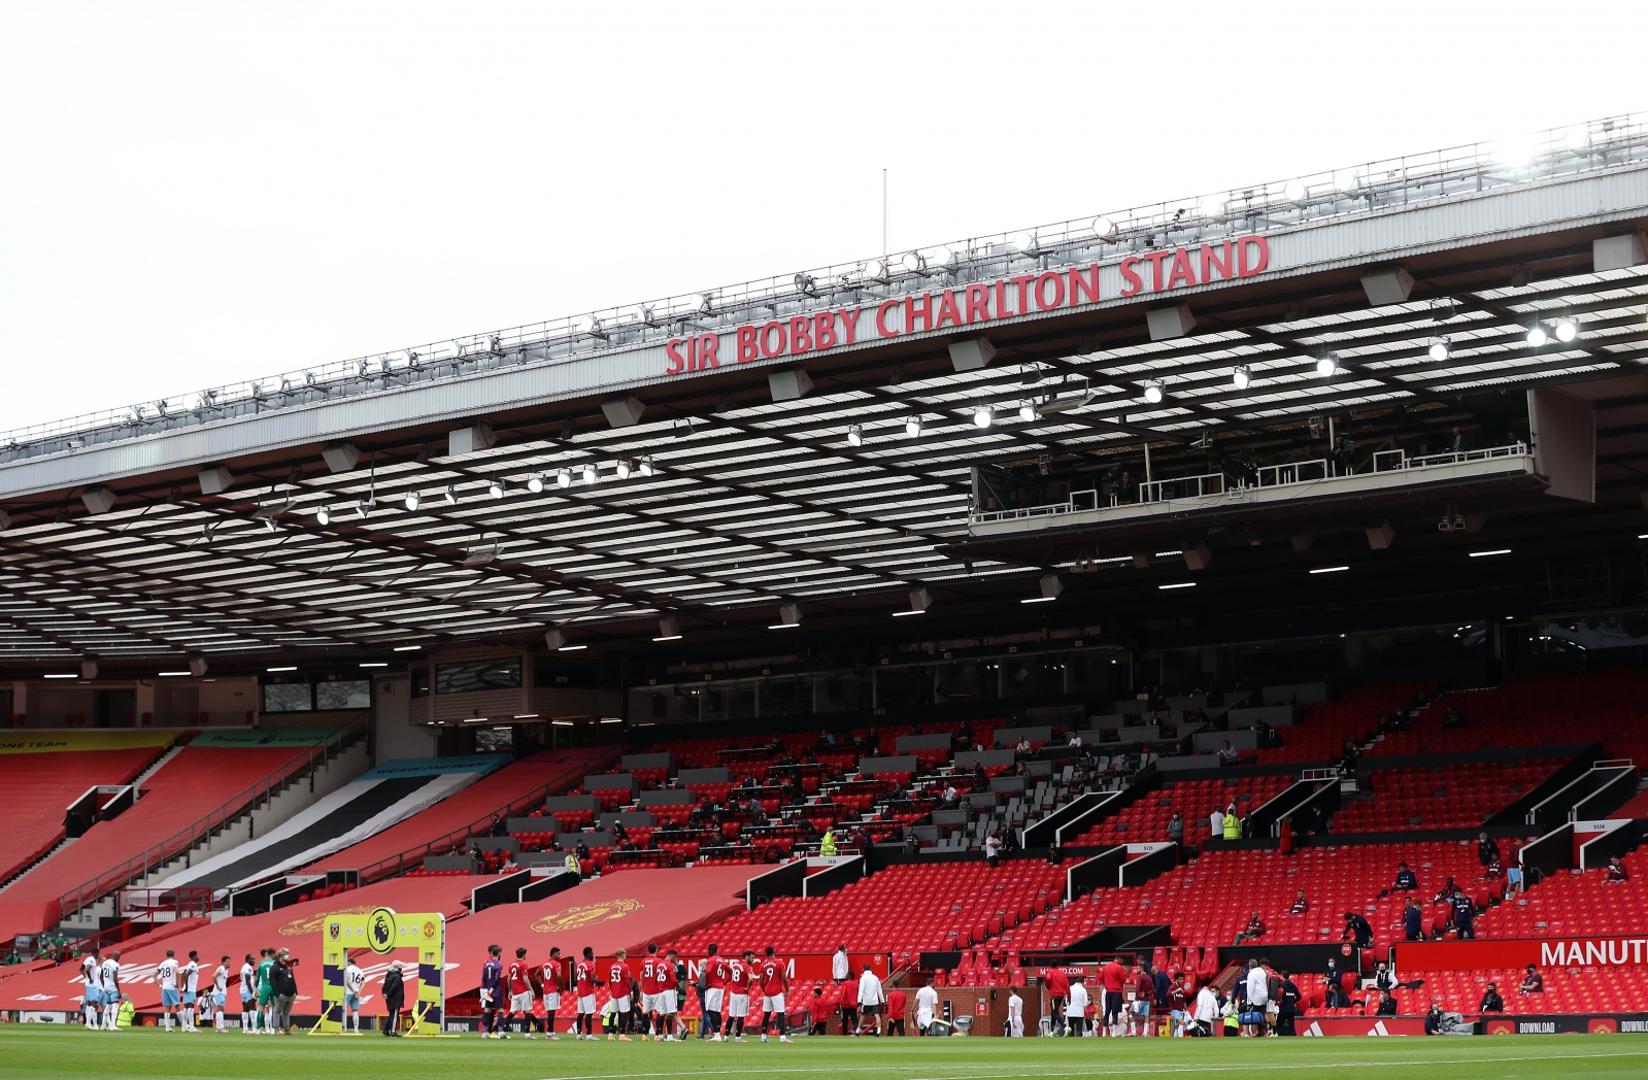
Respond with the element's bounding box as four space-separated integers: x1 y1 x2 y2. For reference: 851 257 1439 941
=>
3 1025 1647 1080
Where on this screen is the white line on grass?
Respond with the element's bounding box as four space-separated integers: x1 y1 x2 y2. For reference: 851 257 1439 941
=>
530 1048 1648 1080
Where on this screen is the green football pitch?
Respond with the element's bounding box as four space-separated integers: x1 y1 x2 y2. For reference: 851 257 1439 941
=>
4 1026 1648 1080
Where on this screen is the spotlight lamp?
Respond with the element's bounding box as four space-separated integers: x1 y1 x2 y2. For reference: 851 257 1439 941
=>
488 480 504 499
1553 317 1578 343
900 251 927 275
972 405 994 430
315 506 331 526
847 424 864 447
1428 338 1451 363
638 457 655 478
794 272 819 297
905 415 923 438
1011 231 1039 255
527 474 546 494
403 491 420 512
582 463 598 485
1232 365 1251 391
1091 216 1118 241
443 485 456 505
1018 401 1039 423
1526 324 1548 348
616 459 633 480
861 258 889 283
1283 178 1308 204
1142 381 1165 405
557 468 573 489
1314 354 1339 378
1199 194 1228 221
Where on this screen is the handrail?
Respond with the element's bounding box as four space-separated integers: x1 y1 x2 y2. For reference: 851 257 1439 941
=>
54 724 364 920
352 748 617 885
1139 471 1225 505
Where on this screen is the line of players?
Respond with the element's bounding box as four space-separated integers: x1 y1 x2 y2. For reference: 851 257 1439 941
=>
478 941 792 1043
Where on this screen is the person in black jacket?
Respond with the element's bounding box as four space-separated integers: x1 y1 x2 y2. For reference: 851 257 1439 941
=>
1477 833 1501 871
1376 990 1398 1016
382 962 405 1036
272 949 298 1034
1342 911 1374 948
1479 982 1504 1013
1275 973 1302 1036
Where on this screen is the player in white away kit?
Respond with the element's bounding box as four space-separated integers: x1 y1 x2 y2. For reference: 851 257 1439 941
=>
344 955 367 1033
239 954 257 1034
157 950 181 1031
212 956 230 1032
82 950 103 1029
180 951 201 1031
101 953 122 1030
1007 986 1024 1037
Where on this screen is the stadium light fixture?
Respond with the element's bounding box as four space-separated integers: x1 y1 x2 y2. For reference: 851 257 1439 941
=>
1314 354 1340 378
527 474 545 494
1553 317 1579 343
1011 231 1039 256
1199 195 1228 222
315 506 331 526
1283 178 1308 204
403 491 420 512
1563 126 1593 153
1158 582 1197 591
1142 381 1165 405
900 251 928 275
582 463 598 485
355 498 372 520
1526 324 1549 348
616 459 633 480
905 415 923 438
1091 216 1118 241
1333 170 1360 194
972 405 994 430
698 292 715 315
43 672 78 679
1018 401 1039 423
267 665 297 673
488 480 504 499
1468 548 1512 558
794 272 819 297
861 258 889 284
1428 338 1451 362
1308 565 1350 575
1231 365 1251 391
443 485 457 505
639 457 655 478
557 468 573 489
157 670 193 677
359 662 388 669
847 424 864 447
393 645 421 652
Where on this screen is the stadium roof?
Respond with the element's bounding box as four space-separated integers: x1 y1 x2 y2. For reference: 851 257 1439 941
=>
1 115 1646 668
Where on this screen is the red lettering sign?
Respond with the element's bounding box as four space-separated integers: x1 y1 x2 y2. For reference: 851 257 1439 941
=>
661 236 1269 375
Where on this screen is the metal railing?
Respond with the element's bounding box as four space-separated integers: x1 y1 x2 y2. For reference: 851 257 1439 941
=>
3 113 1645 463
970 442 1532 525
351 748 615 885
53 724 363 921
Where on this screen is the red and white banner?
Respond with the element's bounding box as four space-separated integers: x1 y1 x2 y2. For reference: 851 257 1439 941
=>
664 237 1270 376
1397 936 1648 973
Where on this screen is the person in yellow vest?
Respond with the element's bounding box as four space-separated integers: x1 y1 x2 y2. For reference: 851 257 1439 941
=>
564 850 581 876
820 829 838 857
1222 811 1242 841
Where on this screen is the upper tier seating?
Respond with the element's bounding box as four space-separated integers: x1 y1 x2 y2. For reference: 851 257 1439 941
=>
669 860 1067 958
0 741 174 885
1369 670 1648 759
990 840 1503 954
1255 682 1434 765
0 742 319 936
1069 775 1293 847
1333 760 1559 833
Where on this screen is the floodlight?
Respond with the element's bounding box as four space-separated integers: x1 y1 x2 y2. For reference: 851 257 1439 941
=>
1142 381 1165 405
1315 354 1339 378
582 463 598 485
1232 365 1251 391
900 251 927 274
972 406 993 429
488 480 504 499
404 491 420 512
862 258 889 283
847 424 864 447
1091 216 1118 241
315 506 331 526
1553 318 1578 343
527 474 545 494
1428 339 1451 362
905 416 923 438
1526 325 1548 348
1018 401 1038 423
1283 178 1308 204
557 469 572 489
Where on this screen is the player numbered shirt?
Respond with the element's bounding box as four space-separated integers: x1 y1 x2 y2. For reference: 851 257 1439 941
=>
181 960 199 994
706 956 729 990
541 959 563 997
82 956 101 992
608 961 633 999
727 959 751 995
101 959 121 995
760 958 786 998
345 964 366 995
574 960 597 997
506 960 531 996
641 958 670 997
157 957 179 990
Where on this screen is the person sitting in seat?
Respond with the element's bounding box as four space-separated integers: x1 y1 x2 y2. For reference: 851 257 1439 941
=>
1394 862 1419 892
1520 965 1544 994
1605 855 1630 884
1478 982 1504 1013
1289 889 1309 916
1233 911 1266 945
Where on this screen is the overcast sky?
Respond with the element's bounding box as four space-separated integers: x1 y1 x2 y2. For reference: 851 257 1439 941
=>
1 0 1642 433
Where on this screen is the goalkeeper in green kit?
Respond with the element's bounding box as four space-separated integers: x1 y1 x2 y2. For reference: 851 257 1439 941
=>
256 948 276 1034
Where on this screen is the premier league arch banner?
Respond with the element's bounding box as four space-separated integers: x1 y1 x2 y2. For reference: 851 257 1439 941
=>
317 907 445 1036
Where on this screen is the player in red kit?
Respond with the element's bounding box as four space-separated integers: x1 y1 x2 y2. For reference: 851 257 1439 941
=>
507 946 539 1038
757 945 792 1043
639 943 674 1041
703 944 728 1041
725 951 753 1041
540 947 564 1040
607 948 634 1041
573 946 599 1040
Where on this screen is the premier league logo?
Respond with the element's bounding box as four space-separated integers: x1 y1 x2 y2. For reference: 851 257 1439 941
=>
367 907 399 955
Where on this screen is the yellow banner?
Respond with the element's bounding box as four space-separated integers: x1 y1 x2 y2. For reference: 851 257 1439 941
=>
0 730 177 755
